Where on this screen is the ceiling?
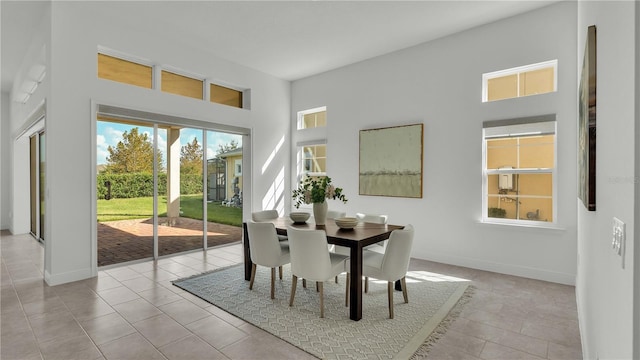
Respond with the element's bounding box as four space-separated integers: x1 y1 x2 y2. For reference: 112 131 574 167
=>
1 1 558 93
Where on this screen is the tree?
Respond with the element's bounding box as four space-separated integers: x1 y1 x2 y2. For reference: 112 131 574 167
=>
217 139 239 155
105 127 163 173
180 137 203 175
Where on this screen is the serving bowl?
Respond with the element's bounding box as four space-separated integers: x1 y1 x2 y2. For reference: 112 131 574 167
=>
290 212 310 223
335 217 358 229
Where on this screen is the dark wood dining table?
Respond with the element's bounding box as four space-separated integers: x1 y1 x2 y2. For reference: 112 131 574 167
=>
242 218 404 321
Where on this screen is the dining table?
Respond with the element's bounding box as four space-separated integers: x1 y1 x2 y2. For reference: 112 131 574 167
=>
242 218 404 321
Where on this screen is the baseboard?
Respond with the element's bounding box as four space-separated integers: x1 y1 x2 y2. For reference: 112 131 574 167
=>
44 267 95 286
416 251 576 285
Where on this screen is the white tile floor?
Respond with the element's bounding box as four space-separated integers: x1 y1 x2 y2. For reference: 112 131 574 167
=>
1 231 582 359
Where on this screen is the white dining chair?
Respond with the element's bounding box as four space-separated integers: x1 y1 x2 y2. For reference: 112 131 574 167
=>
357 212 389 254
327 210 346 220
246 221 291 299
287 226 350 317
252 210 288 242
362 224 414 319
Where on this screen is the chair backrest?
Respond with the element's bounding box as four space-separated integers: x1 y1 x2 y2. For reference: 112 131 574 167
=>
381 224 414 281
252 210 279 222
327 210 346 219
355 213 388 224
246 221 286 267
287 226 333 281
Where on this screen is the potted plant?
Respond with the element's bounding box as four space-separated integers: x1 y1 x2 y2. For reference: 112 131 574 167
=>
292 176 347 225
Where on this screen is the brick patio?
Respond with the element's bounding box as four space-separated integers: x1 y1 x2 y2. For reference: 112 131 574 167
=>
98 217 242 267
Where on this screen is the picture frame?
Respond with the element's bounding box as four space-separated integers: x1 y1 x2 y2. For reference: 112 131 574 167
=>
359 123 423 198
578 25 597 211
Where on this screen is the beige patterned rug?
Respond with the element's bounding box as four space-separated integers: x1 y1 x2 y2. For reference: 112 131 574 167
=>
173 264 471 359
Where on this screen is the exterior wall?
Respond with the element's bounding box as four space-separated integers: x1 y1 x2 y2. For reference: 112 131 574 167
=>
225 154 243 202
8 2 290 284
576 2 637 359
292 1 578 284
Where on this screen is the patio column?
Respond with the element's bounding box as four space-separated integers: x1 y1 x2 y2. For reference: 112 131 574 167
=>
167 128 180 226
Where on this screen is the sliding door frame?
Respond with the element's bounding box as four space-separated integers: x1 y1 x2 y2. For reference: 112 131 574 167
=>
90 100 250 274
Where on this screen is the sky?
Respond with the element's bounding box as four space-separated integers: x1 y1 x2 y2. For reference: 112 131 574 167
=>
96 121 242 166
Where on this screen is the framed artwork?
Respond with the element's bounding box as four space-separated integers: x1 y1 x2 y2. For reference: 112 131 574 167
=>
359 123 423 198
578 25 597 211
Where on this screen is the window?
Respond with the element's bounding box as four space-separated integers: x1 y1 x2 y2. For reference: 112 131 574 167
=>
483 60 557 102
297 107 326 130
161 70 204 100
301 144 327 175
483 116 556 224
211 83 243 108
235 159 242 176
98 53 153 89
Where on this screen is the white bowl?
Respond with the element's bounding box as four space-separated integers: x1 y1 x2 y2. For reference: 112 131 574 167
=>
335 217 358 229
290 212 310 223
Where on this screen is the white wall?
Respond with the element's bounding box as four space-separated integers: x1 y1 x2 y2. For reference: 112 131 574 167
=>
576 2 637 359
1 92 10 230
9 2 290 285
292 2 578 285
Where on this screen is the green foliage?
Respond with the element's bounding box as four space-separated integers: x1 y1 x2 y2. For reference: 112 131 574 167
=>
217 140 239 155
97 173 202 199
292 175 347 209
179 174 203 194
181 138 203 175
104 127 163 174
97 173 165 199
488 207 507 218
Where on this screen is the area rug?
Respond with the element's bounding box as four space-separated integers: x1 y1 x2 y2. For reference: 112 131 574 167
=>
173 264 471 359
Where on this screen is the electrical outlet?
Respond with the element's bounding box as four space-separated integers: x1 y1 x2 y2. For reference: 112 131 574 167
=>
612 217 626 268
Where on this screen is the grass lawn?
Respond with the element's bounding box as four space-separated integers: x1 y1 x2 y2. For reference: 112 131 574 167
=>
97 194 242 227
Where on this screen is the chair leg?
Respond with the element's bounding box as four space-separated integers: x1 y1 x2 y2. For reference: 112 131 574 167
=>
345 273 350 307
249 263 257 290
319 282 324 318
303 279 307 288
289 275 298 307
387 282 394 319
279 266 283 280
316 282 319 292
335 275 339 283
401 277 408 303
365 276 369 293
270 267 276 299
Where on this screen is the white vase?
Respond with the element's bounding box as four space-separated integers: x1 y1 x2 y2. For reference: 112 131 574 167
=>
313 201 328 225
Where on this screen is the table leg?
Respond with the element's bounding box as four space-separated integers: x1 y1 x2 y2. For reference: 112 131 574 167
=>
243 222 252 281
349 245 363 321
395 280 402 291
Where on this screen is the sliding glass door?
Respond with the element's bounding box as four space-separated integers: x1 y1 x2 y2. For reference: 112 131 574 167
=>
97 116 243 267
29 131 45 243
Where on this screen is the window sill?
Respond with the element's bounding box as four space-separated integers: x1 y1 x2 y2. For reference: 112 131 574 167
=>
477 219 566 232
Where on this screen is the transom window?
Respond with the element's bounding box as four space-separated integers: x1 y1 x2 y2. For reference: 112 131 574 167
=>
97 53 152 89
482 60 557 102
297 107 326 130
161 70 204 100
483 116 556 224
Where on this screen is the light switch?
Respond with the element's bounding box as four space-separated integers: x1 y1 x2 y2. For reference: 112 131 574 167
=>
612 217 625 268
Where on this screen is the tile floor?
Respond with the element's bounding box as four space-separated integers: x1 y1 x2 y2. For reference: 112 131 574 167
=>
1 231 582 359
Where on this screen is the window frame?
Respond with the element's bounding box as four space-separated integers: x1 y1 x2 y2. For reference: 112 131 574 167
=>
482 59 558 102
481 116 558 227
